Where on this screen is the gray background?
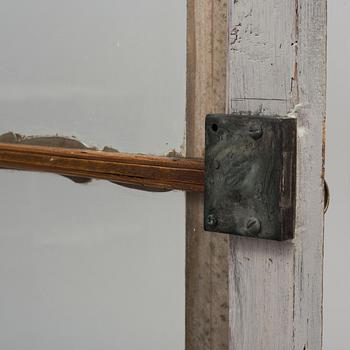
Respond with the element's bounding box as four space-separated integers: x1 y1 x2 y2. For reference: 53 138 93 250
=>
324 0 350 349
0 0 348 349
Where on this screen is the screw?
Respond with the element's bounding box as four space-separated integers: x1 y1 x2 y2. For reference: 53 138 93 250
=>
207 214 218 227
246 217 261 235
248 125 263 140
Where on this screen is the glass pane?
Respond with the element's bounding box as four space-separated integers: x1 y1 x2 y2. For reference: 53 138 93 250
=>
0 1 186 349
0 0 186 154
0 175 185 350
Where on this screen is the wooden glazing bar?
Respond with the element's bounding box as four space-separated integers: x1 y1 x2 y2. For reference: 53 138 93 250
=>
0 143 205 192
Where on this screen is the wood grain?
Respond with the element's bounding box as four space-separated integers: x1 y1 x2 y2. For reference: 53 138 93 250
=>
0 143 204 192
228 0 327 349
186 0 229 349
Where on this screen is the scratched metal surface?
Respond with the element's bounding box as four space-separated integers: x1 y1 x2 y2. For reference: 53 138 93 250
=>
204 114 296 241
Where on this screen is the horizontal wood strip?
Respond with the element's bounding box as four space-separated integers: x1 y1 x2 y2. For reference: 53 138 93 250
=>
0 143 205 192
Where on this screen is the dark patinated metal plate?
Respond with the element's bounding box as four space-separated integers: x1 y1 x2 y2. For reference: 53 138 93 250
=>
204 114 296 241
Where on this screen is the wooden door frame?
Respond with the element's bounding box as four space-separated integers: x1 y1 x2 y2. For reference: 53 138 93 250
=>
186 1 229 349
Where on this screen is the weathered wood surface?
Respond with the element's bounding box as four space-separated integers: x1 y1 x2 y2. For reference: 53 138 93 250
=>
228 0 327 349
186 0 229 349
0 143 204 192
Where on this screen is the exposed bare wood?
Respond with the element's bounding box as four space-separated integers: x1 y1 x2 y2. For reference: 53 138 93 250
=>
0 143 204 192
228 0 327 349
186 0 229 349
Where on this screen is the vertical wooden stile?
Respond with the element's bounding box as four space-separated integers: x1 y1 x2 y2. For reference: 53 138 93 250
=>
228 0 327 349
186 0 229 349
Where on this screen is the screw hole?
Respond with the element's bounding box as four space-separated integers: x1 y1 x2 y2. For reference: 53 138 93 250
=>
211 123 218 132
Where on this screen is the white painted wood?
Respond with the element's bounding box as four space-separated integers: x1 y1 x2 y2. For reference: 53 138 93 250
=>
228 0 327 349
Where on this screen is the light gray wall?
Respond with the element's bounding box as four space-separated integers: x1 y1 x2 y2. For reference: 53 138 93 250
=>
0 1 186 350
324 1 350 349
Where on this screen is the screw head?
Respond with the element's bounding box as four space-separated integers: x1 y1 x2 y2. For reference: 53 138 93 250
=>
207 214 218 227
245 217 261 235
248 125 263 140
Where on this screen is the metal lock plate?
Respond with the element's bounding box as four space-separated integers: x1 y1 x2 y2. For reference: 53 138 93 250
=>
204 113 296 241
